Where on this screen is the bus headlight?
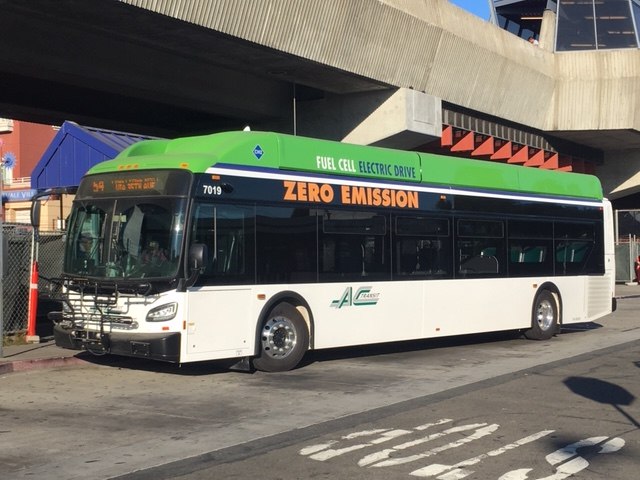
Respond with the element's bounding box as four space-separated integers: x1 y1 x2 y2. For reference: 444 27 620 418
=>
146 303 177 322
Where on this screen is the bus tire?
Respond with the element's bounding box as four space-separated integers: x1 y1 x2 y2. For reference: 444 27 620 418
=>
253 302 309 372
525 290 558 340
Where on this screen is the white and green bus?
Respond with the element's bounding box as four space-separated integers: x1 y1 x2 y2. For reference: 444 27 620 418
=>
38 131 615 371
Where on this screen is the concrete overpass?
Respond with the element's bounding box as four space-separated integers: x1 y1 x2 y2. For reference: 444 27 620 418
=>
1 0 640 205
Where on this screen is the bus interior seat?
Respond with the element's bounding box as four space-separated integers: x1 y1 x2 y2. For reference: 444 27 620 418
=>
460 255 499 275
511 246 545 263
556 243 589 263
480 247 496 257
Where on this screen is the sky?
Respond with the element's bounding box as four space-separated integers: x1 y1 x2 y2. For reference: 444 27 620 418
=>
450 0 491 21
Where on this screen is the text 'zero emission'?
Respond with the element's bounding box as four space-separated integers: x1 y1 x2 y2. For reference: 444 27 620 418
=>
283 181 418 209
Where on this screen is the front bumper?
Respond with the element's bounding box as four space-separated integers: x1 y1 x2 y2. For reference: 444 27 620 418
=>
53 324 181 363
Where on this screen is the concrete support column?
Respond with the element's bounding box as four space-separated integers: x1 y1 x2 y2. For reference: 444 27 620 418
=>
538 8 556 51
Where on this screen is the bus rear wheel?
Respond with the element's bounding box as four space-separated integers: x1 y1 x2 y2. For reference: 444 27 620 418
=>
253 302 309 372
525 290 558 340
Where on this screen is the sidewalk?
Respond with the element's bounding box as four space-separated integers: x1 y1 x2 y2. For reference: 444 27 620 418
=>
0 340 88 375
615 281 640 299
2 283 639 374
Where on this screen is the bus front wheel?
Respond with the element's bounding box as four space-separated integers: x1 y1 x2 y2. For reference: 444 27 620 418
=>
525 290 558 340
253 302 309 372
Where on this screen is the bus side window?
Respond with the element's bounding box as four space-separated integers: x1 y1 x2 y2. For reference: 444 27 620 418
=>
191 203 255 285
394 216 451 279
554 222 599 275
320 210 389 282
456 219 505 278
507 219 553 277
334 237 362 274
256 206 317 284
555 240 594 274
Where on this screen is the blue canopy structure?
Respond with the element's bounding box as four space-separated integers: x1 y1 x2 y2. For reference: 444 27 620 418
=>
31 121 160 190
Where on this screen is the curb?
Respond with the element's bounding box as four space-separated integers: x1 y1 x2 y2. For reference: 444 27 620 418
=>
0 356 89 375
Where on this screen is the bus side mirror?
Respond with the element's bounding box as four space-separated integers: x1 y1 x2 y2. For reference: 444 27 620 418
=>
30 186 77 230
189 243 208 273
180 243 208 291
30 200 41 229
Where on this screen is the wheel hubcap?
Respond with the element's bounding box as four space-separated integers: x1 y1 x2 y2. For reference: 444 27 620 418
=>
536 299 555 331
261 316 297 359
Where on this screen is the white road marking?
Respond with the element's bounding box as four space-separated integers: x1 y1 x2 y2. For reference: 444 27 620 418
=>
300 419 453 462
499 436 626 480
409 430 554 478
363 424 498 468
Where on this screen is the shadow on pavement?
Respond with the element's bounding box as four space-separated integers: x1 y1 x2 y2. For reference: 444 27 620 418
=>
564 375 639 428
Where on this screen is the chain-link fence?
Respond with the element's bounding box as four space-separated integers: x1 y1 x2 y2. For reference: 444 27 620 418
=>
3 224 34 334
37 230 66 298
615 210 640 284
2 224 66 336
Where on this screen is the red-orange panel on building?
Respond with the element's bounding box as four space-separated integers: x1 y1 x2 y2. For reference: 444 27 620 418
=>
541 152 559 169
490 141 512 160
451 130 475 152
524 149 545 167
508 145 529 163
472 136 494 156
441 125 453 147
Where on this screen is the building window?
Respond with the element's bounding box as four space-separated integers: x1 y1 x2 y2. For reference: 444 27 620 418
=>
557 0 638 51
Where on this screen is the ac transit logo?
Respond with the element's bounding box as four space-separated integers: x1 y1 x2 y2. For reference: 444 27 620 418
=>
330 286 380 309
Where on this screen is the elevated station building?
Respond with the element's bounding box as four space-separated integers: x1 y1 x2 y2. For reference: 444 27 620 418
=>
1 0 640 215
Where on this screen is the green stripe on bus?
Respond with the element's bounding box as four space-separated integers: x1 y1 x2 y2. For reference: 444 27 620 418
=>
89 131 603 201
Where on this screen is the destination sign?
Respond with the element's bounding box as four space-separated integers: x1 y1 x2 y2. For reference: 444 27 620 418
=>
77 170 192 198
91 176 159 194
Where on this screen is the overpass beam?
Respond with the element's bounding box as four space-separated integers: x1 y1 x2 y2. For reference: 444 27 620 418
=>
342 88 442 149
294 88 441 148
599 150 640 199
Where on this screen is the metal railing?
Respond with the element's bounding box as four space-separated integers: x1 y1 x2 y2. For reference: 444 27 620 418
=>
2 176 32 187
615 235 640 284
615 209 640 284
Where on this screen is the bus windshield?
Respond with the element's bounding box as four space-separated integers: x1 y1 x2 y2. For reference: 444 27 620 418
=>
64 197 187 279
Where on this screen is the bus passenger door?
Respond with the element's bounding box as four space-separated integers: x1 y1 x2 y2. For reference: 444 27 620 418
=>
184 202 256 360
185 287 253 358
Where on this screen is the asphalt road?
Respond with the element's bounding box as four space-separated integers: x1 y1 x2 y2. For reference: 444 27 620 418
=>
1 296 639 480
121 340 640 480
